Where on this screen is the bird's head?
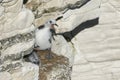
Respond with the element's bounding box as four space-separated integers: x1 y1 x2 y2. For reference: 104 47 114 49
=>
45 16 63 29
45 19 58 30
45 19 58 35
44 16 63 34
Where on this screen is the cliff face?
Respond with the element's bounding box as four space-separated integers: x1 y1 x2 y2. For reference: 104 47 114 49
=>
0 0 39 80
26 0 120 80
1 0 120 80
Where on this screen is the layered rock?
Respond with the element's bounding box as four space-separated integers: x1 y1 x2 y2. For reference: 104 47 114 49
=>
26 0 120 80
0 0 39 80
70 0 120 80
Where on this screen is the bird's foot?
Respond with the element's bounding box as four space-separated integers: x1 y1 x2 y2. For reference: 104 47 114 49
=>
45 53 54 59
32 58 40 65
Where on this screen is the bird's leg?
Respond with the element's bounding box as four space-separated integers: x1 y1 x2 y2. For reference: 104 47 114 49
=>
50 29 56 41
45 48 53 59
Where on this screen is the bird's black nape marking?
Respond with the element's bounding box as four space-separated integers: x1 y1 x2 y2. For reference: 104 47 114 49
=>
38 25 45 30
56 16 63 21
57 17 99 42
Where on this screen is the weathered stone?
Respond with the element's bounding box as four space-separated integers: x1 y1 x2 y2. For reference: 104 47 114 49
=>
52 35 76 66
11 62 39 80
0 72 12 80
27 0 120 80
0 61 22 72
1 0 120 80
0 2 35 40
26 0 91 26
64 0 120 80
0 0 37 80
0 32 34 51
0 62 39 80
0 6 4 16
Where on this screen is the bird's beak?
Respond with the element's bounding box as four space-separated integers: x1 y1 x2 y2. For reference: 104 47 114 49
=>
54 24 58 27
51 23 58 30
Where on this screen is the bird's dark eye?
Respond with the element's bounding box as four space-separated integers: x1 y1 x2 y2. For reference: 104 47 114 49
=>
49 21 52 23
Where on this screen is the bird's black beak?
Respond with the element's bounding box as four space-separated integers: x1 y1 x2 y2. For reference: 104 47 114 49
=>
54 24 58 27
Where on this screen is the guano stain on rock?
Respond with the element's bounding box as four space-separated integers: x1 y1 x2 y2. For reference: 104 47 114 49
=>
35 50 71 80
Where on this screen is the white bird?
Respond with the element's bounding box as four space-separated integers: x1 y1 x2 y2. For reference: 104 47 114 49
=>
23 16 63 64
34 19 58 59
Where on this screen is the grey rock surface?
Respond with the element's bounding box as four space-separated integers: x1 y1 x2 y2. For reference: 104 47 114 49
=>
25 0 120 80
0 0 39 80
1 0 120 80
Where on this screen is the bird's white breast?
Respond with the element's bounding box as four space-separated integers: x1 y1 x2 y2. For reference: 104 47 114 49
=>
35 28 52 50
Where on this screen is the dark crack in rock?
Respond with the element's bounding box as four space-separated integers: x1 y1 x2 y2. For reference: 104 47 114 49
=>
23 0 28 4
25 0 90 19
